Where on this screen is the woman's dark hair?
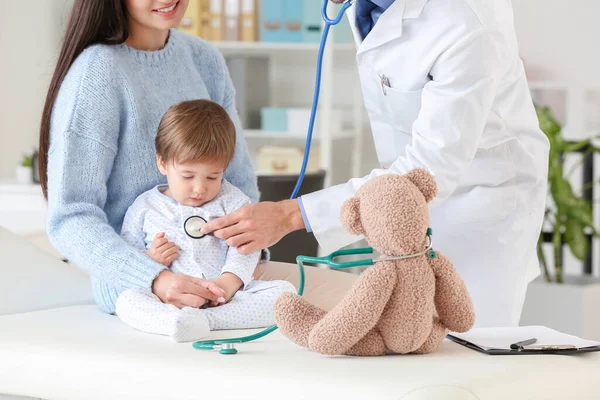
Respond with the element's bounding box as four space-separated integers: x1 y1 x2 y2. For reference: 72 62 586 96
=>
39 0 128 198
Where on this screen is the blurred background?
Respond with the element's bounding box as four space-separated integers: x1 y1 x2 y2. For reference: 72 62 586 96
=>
1 0 599 338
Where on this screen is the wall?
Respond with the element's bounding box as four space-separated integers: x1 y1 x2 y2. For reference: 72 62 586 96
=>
512 0 600 86
0 0 70 180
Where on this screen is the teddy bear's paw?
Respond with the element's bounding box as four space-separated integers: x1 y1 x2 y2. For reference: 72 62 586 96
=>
411 318 448 355
274 293 327 348
344 328 387 357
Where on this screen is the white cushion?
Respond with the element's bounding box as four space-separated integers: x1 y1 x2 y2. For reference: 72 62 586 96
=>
0 227 94 315
1 305 599 400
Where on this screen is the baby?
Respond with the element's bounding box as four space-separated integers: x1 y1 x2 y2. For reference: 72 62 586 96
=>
116 99 295 342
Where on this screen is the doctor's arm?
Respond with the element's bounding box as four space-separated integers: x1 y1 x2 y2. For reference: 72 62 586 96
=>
300 26 505 253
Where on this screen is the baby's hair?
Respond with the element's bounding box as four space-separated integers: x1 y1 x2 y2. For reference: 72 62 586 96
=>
156 100 236 168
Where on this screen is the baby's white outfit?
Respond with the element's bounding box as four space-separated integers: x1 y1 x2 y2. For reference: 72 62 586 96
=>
116 180 295 342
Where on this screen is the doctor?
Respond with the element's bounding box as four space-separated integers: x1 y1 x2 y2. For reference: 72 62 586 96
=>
202 0 550 327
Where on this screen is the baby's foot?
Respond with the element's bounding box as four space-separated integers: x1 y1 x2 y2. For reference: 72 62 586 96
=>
171 309 211 342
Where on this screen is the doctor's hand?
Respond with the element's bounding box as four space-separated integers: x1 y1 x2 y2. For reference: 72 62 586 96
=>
200 200 305 255
145 232 179 267
151 270 226 309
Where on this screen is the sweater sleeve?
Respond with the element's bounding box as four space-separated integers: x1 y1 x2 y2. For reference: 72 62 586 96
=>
196 41 260 203
46 47 165 292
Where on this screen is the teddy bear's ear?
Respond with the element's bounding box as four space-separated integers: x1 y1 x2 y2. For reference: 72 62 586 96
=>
340 196 364 236
406 168 438 203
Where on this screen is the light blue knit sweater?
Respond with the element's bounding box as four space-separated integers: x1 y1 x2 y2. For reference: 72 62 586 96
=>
46 30 258 314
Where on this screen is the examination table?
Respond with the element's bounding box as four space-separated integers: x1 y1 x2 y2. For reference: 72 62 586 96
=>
0 227 598 400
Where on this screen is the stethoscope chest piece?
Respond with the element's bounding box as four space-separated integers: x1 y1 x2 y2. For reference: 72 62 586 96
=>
219 343 238 355
184 215 207 239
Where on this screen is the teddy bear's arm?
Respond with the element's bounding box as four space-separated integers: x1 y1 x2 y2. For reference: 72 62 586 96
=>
429 253 476 332
307 263 397 355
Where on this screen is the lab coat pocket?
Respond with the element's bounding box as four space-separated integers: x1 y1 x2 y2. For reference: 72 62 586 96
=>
382 85 424 135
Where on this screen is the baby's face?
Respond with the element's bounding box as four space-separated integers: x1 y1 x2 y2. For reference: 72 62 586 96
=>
157 156 224 207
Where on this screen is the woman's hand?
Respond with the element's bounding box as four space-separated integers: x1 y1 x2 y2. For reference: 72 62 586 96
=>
151 270 226 309
145 232 179 267
200 200 305 255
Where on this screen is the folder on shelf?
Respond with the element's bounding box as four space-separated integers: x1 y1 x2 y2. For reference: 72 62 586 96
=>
181 0 212 39
303 0 322 43
240 0 257 41
260 0 284 42
209 0 224 41
199 0 212 39
223 0 240 41
283 0 303 43
179 0 202 37
447 326 600 355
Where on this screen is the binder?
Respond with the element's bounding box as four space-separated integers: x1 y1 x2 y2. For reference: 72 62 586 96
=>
199 0 212 39
223 0 240 41
260 0 284 42
447 326 600 356
303 0 322 43
240 0 257 42
209 0 224 41
283 0 303 43
179 0 202 36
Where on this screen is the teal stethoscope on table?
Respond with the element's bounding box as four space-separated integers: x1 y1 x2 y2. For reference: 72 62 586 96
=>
192 0 437 355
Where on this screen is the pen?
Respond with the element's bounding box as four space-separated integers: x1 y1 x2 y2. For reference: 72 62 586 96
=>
510 338 538 350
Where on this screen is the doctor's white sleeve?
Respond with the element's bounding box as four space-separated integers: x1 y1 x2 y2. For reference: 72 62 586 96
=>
301 27 504 254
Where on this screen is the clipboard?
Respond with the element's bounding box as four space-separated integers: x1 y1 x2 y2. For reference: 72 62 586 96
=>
447 326 600 356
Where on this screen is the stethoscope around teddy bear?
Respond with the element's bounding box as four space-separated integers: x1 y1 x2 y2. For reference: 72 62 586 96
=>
192 227 436 355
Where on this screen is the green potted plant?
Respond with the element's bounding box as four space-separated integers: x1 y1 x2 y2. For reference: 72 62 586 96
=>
15 152 34 185
535 105 600 283
520 104 600 340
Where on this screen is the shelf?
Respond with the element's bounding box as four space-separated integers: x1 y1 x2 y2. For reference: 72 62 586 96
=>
244 129 355 141
0 181 43 195
211 41 355 56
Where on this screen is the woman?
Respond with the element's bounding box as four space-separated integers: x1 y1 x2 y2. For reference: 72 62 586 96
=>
202 0 551 328
40 0 257 313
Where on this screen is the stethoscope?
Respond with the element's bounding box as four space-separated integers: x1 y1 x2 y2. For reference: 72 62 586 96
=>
183 215 208 239
190 0 437 355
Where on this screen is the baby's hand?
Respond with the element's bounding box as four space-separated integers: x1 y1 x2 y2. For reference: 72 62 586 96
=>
145 232 179 267
206 273 243 307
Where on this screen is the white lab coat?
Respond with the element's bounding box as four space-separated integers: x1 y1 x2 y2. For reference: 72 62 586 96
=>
301 0 550 327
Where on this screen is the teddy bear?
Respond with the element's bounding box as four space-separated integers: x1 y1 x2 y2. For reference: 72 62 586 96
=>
273 169 476 356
